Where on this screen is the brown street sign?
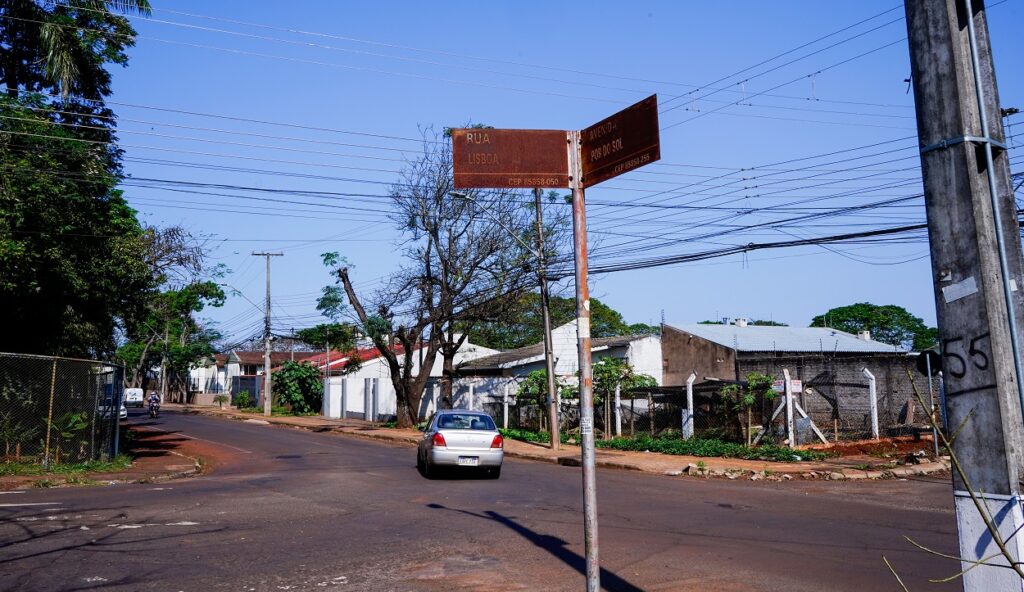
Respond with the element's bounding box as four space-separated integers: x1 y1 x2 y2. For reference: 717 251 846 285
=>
580 94 660 188
451 128 570 189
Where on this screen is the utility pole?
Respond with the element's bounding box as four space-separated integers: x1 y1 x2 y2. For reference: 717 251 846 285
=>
160 322 169 404
905 1 1024 589
535 187 560 450
569 130 600 591
253 252 283 417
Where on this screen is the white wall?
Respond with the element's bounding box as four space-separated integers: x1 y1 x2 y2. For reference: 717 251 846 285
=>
454 322 664 405
321 340 498 420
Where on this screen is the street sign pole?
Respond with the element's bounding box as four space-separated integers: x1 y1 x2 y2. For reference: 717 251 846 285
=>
569 129 600 592
450 96 660 592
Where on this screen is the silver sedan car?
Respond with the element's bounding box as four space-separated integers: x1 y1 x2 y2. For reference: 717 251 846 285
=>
417 409 504 479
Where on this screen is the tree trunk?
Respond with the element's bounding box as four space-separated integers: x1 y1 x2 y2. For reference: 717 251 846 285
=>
441 354 455 409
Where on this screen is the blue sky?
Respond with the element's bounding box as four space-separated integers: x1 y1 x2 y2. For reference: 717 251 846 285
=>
108 1 1024 342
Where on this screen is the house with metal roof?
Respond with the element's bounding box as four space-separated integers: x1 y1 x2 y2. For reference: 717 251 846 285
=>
662 319 921 440
453 320 662 420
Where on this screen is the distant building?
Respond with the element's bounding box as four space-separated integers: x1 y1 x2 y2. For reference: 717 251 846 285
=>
455 320 662 419
662 320 920 439
189 350 313 405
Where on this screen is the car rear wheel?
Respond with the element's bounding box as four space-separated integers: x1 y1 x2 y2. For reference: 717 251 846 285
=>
486 466 501 479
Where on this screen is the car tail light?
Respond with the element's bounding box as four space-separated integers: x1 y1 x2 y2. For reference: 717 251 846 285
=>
490 434 504 449
432 432 447 447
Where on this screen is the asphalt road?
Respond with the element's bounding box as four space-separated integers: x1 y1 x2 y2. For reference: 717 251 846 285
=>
0 410 961 592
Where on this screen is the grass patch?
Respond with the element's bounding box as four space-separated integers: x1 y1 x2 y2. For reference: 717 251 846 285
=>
593 435 830 463
0 455 132 477
236 406 318 417
499 428 571 445
498 429 824 462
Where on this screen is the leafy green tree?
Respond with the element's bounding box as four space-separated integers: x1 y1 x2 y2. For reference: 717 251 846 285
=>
719 372 776 445
515 369 572 408
272 361 323 415
0 1 154 357
1 0 152 99
592 357 657 406
116 281 225 398
810 303 936 350
1 94 151 356
561 357 657 406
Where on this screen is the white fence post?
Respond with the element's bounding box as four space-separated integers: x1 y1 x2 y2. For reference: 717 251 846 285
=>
322 377 331 417
862 368 879 439
614 384 622 437
341 378 348 420
363 378 372 422
683 372 696 440
372 378 379 422
783 368 795 448
503 382 509 429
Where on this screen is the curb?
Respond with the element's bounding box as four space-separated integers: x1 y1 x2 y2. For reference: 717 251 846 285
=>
0 450 202 491
180 406 952 483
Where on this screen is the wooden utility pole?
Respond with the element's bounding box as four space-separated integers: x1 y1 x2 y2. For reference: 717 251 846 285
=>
253 252 283 417
905 1 1024 588
534 187 561 450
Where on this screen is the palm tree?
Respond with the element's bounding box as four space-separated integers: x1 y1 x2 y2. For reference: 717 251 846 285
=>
1 0 152 99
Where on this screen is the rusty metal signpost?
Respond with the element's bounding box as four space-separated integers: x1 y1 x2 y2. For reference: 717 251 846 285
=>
451 128 570 189
452 95 660 592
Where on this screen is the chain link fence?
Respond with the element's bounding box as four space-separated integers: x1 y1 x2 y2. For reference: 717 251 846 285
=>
479 361 937 446
0 353 123 466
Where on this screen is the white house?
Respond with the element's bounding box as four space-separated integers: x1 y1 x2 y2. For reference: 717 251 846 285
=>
453 320 663 410
189 350 310 405
308 338 499 421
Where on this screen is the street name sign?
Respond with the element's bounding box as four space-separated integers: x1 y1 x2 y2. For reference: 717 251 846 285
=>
580 94 660 188
451 128 569 189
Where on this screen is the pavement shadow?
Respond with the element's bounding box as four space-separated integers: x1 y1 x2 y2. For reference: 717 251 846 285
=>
1 505 226 592
426 503 642 592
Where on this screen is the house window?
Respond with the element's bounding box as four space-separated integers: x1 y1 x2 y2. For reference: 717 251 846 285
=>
241 364 260 375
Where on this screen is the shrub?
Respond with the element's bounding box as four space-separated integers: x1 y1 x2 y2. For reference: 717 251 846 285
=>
272 362 323 414
234 390 251 409
594 435 829 463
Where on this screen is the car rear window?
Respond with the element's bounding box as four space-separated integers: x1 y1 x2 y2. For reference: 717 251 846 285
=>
436 414 495 431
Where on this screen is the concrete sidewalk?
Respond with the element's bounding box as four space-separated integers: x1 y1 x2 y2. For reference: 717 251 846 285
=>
171 404 950 482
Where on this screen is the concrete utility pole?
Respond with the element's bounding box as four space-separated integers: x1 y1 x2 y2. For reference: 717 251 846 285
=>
253 252 283 417
569 130 600 591
160 322 169 404
534 186 561 450
905 1 1024 588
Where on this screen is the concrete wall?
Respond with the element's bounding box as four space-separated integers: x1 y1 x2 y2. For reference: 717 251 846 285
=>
737 352 922 437
661 325 737 386
321 341 498 421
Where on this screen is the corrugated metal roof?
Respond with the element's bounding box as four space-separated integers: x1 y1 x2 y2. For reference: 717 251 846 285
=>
668 324 905 353
461 334 648 371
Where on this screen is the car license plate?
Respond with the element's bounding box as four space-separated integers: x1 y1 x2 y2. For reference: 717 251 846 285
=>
457 457 479 466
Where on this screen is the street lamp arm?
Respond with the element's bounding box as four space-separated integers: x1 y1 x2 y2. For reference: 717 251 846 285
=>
450 191 541 258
